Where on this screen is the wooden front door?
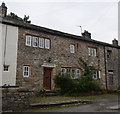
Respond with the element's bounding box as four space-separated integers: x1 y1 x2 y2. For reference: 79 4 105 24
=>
43 68 52 90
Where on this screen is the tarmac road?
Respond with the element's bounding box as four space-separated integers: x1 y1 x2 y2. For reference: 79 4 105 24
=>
41 95 120 112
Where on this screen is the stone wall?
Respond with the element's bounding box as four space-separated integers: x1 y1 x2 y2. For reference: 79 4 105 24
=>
2 87 31 112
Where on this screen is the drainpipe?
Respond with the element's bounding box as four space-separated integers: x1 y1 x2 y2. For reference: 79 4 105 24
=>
104 46 108 90
3 25 7 65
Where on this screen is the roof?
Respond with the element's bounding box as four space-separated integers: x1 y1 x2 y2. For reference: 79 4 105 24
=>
0 16 120 49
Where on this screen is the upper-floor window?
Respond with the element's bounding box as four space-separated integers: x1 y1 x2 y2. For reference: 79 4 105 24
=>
39 38 44 48
23 66 30 77
70 44 75 53
45 39 50 49
88 47 97 56
26 35 32 46
107 50 112 58
25 35 50 49
32 36 39 47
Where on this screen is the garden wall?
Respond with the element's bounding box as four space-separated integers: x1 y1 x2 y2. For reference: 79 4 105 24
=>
1 87 31 112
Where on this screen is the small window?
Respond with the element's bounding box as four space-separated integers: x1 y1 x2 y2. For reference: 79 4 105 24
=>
39 38 44 48
61 68 67 74
23 66 30 77
107 50 112 58
26 35 32 46
32 36 38 47
75 69 81 79
3 65 9 71
45 39 50 49
93 71 100 80
70 44 75 53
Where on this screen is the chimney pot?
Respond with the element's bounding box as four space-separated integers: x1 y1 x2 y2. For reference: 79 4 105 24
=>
0 2 7 17
112 38 118 46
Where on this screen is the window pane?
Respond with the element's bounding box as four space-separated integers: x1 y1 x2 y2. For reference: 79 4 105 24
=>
26 35 31 46
33 37 38 47
39 38 44 48
45 39 50 49
88 48 91 56
70 45 75 53
93 49 97 56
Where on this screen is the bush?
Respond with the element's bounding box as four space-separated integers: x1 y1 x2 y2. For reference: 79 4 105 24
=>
54 73 101 95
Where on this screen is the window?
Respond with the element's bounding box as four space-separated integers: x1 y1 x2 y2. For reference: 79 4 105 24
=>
88 47 97 57
39 38 44 48
93 71 100 80
61 68 81 79
70 44 75 53
26 35 32 46
23 66 30 77
45 39 50 49
75 69 81 79
32 36 38 47
107 50 112 58
3 65 9 71
61 68 67 74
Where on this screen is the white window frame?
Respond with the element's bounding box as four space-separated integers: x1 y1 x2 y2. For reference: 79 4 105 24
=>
93 48 97 56
32 36 38 47
61 68 67 74
45 39 50 49
3 65 9 72
70 44 75 53
88 47 97 56
93 71 100 80
39 38 44 48
23 66 30 77
26 35 32 46
74 69 81 79
88 48 91 56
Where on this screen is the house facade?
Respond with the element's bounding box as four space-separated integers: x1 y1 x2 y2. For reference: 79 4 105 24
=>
1 3 120 90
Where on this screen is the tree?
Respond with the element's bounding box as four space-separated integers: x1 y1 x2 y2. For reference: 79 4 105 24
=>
6 12 31 24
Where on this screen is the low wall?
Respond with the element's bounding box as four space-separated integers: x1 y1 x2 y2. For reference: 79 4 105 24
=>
2 87 31 111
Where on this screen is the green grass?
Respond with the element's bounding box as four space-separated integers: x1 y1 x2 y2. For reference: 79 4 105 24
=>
30 93 116 104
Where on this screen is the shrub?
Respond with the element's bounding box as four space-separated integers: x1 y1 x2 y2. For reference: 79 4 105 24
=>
54 58 102 95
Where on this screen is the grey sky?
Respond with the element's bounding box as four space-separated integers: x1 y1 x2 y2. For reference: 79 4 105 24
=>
1 0 119 44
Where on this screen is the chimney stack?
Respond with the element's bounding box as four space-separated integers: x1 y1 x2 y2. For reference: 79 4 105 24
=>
0 2 7 17
112 38 118 46
82 30 91 39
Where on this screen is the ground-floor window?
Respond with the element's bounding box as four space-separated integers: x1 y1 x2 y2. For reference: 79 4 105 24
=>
93 71 101 80
61 67 81 79
3 65 9 71
23 66 30 77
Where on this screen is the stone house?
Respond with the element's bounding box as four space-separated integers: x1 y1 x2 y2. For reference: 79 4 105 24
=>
1 3 120 90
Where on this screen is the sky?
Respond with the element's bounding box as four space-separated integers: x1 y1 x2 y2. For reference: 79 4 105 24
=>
1 0 119 44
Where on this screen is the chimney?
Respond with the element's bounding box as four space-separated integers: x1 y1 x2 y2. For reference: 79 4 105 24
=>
82 30 91 39
112 38 118 46
0 2 7 17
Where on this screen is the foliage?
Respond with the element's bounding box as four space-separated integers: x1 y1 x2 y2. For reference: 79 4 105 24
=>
35 88 46 96
6 12 31 23
54 58 102 95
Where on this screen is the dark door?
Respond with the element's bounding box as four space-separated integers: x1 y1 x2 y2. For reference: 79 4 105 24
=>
43 68 52 90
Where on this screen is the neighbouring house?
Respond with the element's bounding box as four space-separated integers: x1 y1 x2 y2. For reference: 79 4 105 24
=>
1 3 120 90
